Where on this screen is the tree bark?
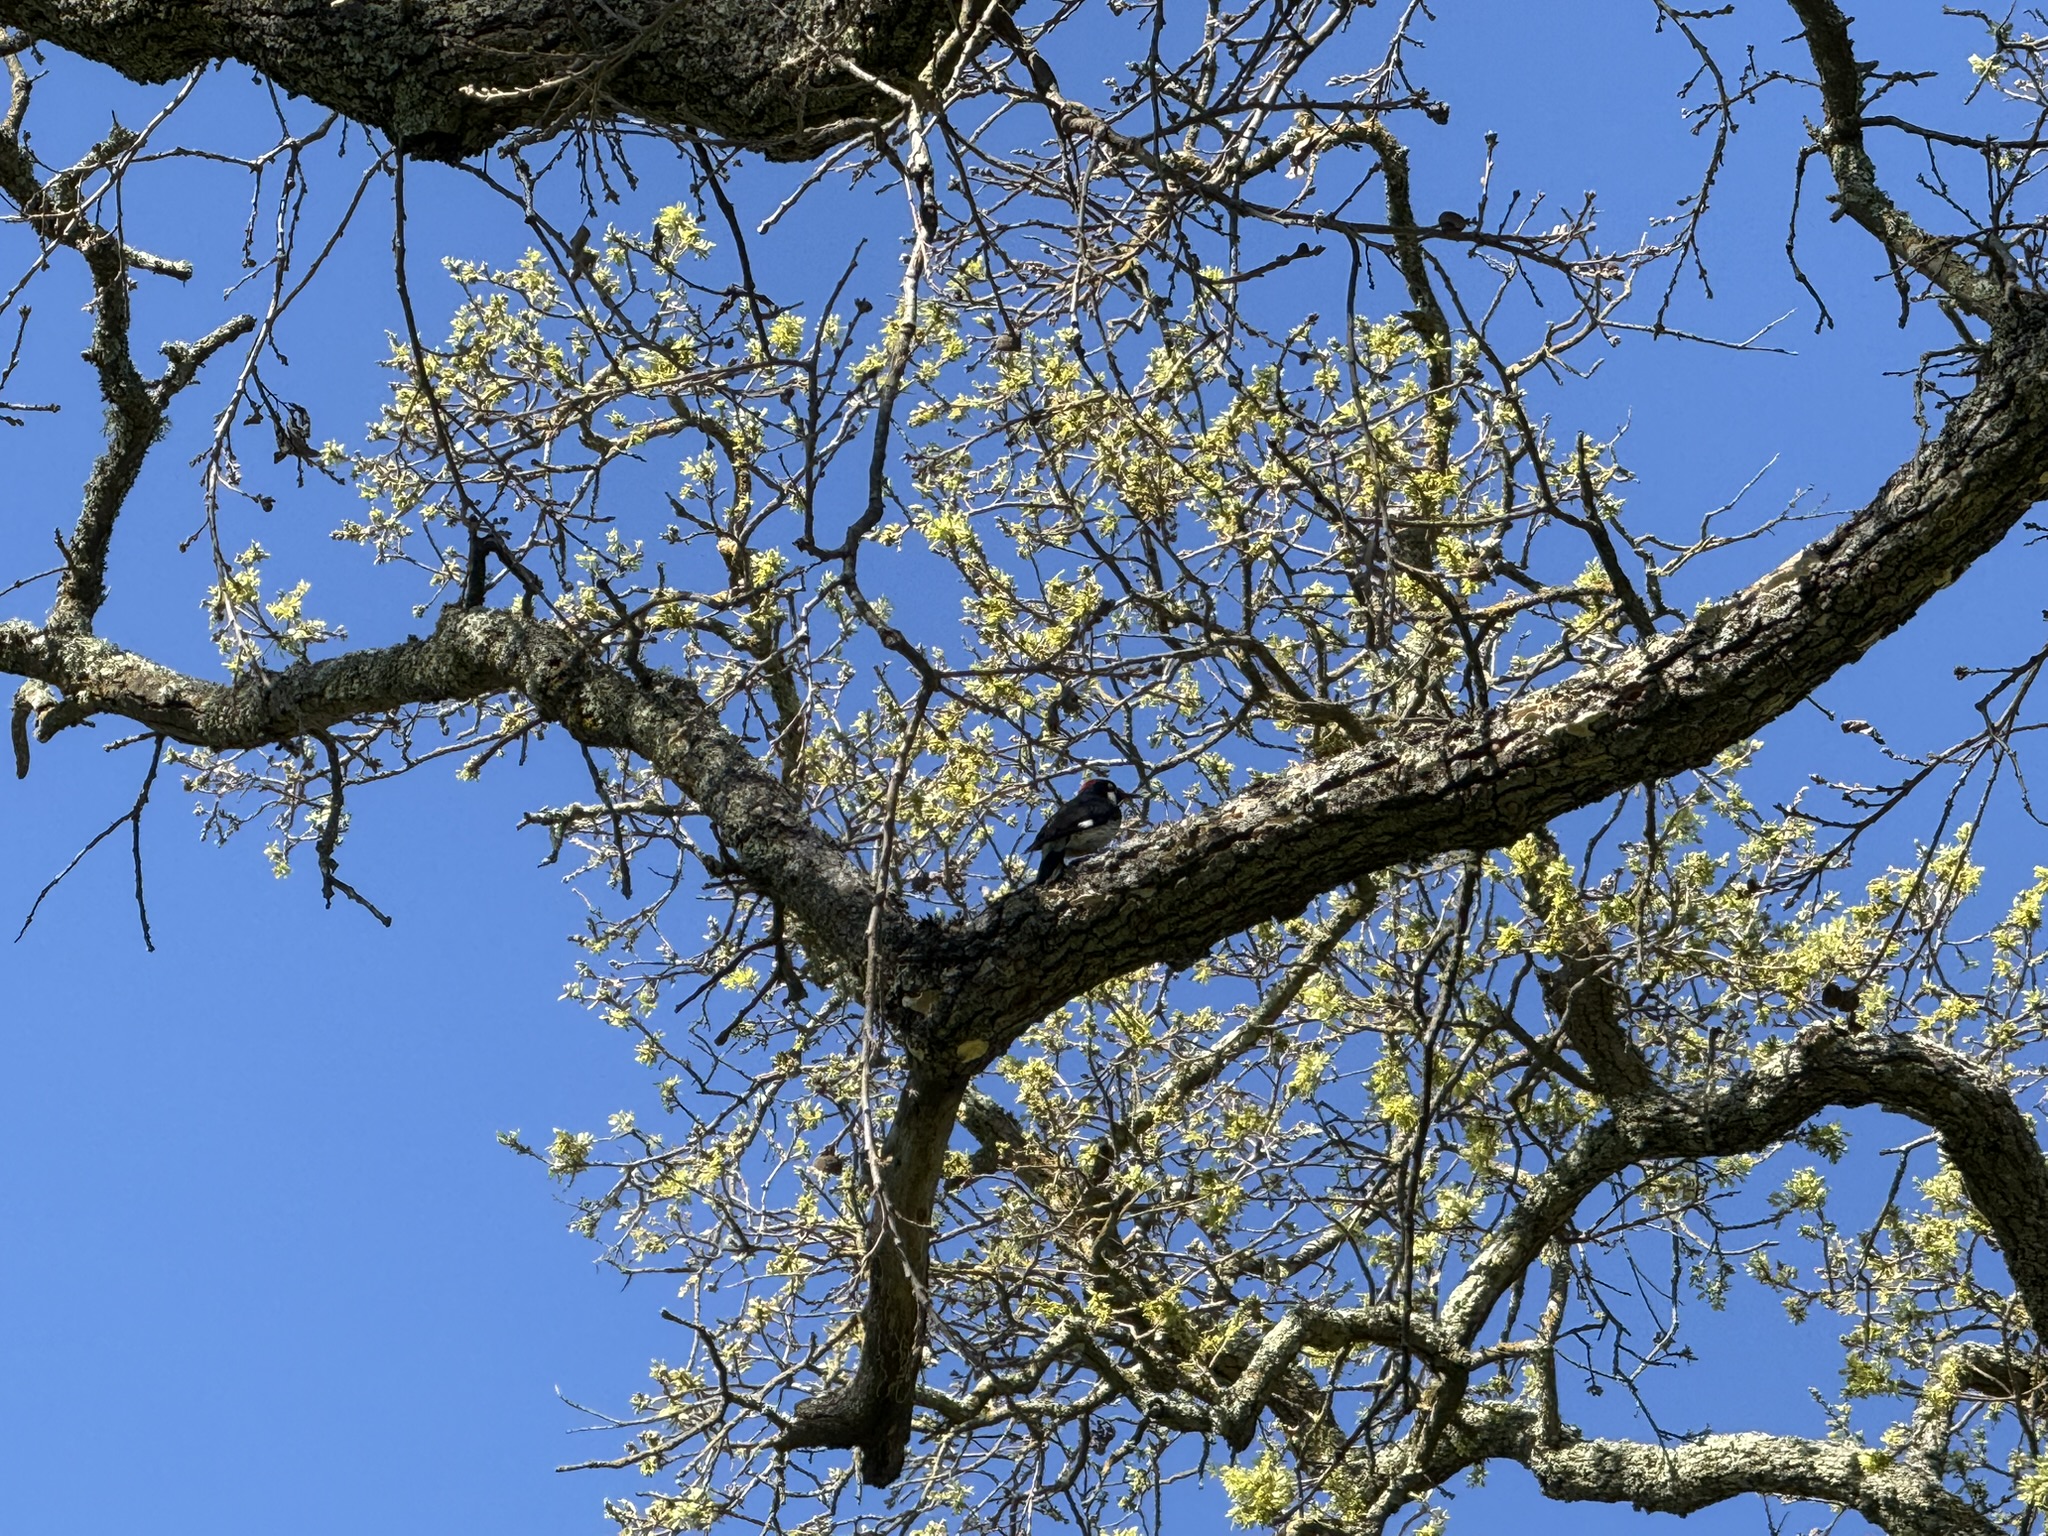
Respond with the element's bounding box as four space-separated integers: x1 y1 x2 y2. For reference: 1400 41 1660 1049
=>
0 0 992 159
1459 1412 2001 1536
773 1065 964 1484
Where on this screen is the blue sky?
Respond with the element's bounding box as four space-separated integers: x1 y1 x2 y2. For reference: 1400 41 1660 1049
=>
0 4 2039 1533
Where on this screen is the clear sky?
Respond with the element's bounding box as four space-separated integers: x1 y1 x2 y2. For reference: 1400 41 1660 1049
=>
0 4 2034 1533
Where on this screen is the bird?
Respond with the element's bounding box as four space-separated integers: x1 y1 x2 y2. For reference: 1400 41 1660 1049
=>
1028 778 1129 883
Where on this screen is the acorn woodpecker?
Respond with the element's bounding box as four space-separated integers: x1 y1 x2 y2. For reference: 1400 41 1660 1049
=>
1029 778 1128 883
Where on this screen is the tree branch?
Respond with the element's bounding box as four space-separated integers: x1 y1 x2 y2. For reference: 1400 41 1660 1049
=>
904 306 2048 1074
1785 0 2014 319
1440 1029 2048 1349
1458 1409 2001 1536
0 606 886 971
0 0 996 161
774 1066 963 1484
1522 829 1655 1096
1185 1031 2048 1473
0 60 250 634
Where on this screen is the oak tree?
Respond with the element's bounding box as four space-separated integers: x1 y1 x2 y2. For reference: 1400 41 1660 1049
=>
4 3 2048 1534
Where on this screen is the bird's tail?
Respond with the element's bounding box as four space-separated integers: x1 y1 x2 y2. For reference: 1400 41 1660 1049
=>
1035 848 1063 883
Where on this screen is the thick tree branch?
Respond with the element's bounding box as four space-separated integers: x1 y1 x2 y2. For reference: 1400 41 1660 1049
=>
1187 1030 2048 1468
1179 1028 2048 1499
1441 1029 2048 1348
1166 1036 2048 1513
774 1066 963 1484
1453 1409 2001 1536
0 0 999 161
1215 1303 1481 1454
0 607 885 968
905 305 2048 1075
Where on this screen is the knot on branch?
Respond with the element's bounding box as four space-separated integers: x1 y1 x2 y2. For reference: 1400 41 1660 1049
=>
9 678 57 777
776 1372 913 1487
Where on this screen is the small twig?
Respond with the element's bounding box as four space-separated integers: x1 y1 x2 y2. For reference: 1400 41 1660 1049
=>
127 738 160 950
855 679 934 1270
390 154 544 609
314 731 392 926
1566 437 1658 640
578 742 633 900
17 734 162 949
